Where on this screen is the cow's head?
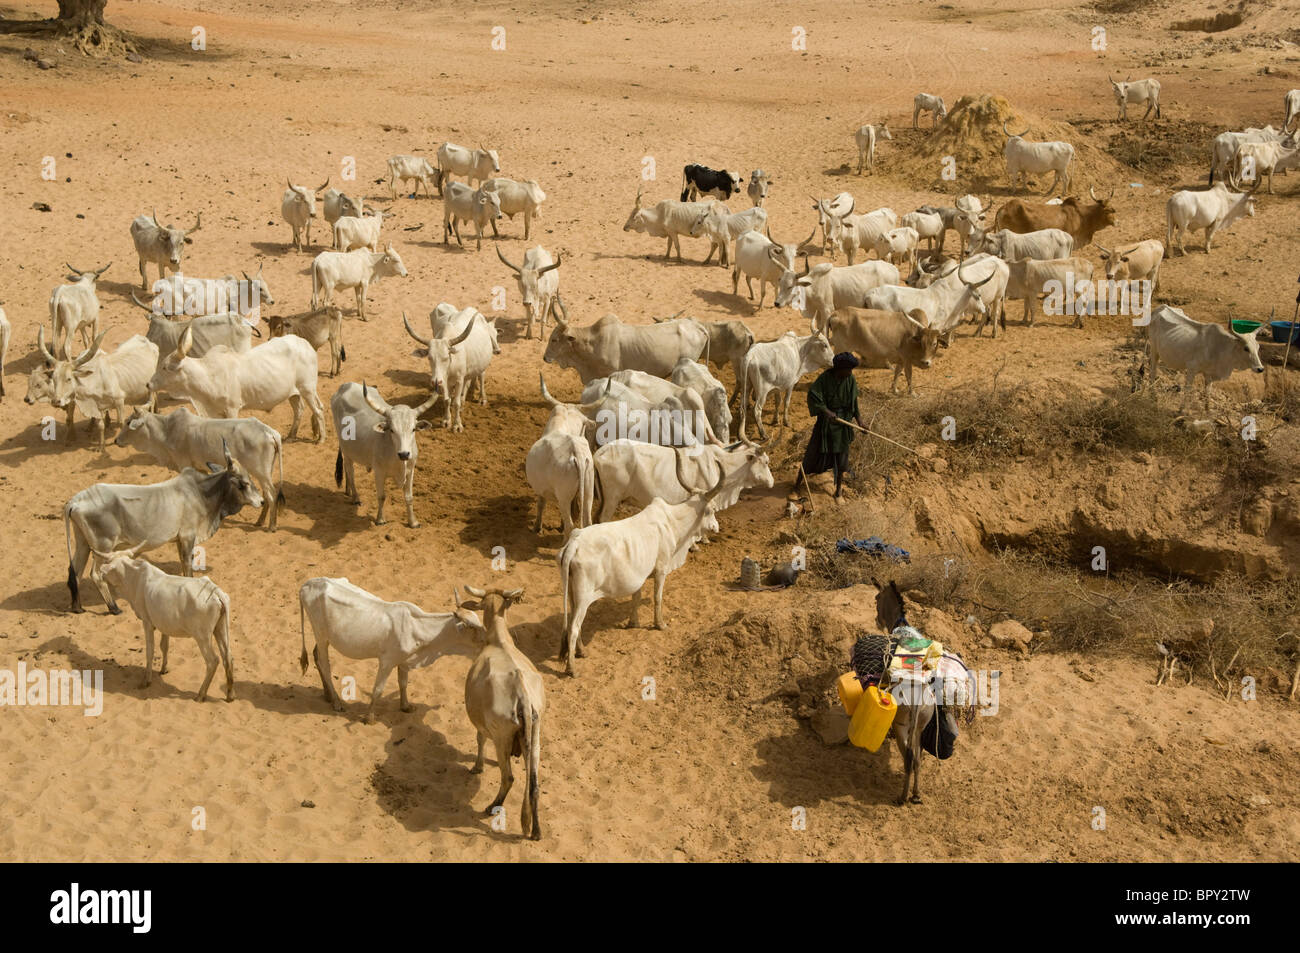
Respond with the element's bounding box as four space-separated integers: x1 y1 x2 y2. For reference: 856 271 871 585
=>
904 309 941 368
1227 318 1266 375
879 122 894 141
747 170 772 205
542 297 581 368
326 188 363 219
497 246 560 331
775 253 818 309
452 585 508 635
1108 75 1130 103
475 187 504 223
802 330 836 372
88 542 147 596
64 261 111 287
1085 186 1118 229
403 311 474 399
37 326 105 410
377 243 408 279
476 145 501 175
241 262 274 311
148 208 202 266
735 443 774 491
1002 121 1030 142
24 361 53 406
954 257 995 319
206 439 264 516
114 406 161 450
728 171 744 193
147 324 198 395
623 186 651 232
286 178 327 218
673 450 726 536
362 382 435 462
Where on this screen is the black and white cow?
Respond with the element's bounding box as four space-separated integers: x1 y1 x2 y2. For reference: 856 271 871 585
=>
680 164 744 202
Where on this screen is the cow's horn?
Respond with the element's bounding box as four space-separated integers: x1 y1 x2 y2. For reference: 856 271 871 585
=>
801 226 819 250
799 253 812 277
188 212 202 233
177 325 194 359
413 389 438 416
672 448 695 495
37 326 55 364
65 263 85 276
903 309 927 330
73 332 106 368
151 207 162 228
316 178 330 193
538 253 561 276
361 381 386 414
222 437 232 470
958 257 994 288
129 290 154 312
449 315 476 348
553 295 569 328
402 311 433 346
539 371 560 407
495 245 523 274
1089 185 1099 201
703 458 726 503
466 583 487 598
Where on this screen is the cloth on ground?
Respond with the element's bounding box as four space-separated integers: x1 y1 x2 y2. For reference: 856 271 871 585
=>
835 536 911 562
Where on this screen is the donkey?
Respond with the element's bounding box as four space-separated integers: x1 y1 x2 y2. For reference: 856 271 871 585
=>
874 579 937 805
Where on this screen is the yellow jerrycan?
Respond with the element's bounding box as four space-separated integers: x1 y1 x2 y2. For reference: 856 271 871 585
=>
848 685 897 751
837 671 865 715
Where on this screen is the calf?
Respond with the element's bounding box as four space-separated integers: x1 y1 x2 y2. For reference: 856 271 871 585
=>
266 306 345 378
147 328 327 441
322 187 364 243
457 585 543 840
875 226 921 271
1109 76 1161 122
386 155 440 199
443 182 503 251
1098 238 1164 292
680 164 744 202
482 177 547 240
1147 305 1265 412
63 441 262 612
332 382 436 528
310 244 408 321
89 548 234 701
298 577 482 723
827 308 940 395
901 210 944 254
855 123 892 174
691 203 769 267
746 169 773 207
738 330 835 440
115 407 285 530
556 453 724 674
913 93 947 128
130 209 201 289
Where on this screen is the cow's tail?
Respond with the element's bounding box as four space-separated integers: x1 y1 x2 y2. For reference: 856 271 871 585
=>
559 540 573 642
334 449 343 487
213 586 234 697
299 590 310 675
273 432 286 504
516 674 541 839
64 501 79 605
340 342 347 363
573 452 592 529
736 350 751 440
310 262 320 310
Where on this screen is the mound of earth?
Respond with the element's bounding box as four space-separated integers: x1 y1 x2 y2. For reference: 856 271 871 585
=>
888 94 1132 193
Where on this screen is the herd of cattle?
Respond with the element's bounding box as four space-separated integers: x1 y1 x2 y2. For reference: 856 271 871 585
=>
2 79 1296 837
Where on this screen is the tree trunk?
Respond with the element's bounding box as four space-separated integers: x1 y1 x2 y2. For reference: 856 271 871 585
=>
57 0 107 26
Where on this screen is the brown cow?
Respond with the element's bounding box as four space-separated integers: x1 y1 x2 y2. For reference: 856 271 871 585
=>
993 187 1116 247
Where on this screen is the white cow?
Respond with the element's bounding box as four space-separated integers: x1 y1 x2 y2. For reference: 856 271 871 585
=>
977 227 1074 262
1235 137 1300 194
148 268 274 321
855 123 892 174
34 329 158 450
746 169 773 207
115 407 285 530
386 155 440 199
731 229 801 307
737 331 835 440
555 454 725 675
0 307 8 401
282 177 329 251
89 548 234 701
622 186 713 261
443 182 503 251
1209 126 1283 184
864 257 1000 340
436 142 500 190
1286 90 1300 134
497 245 561 340
776 260 901 333
833 207 900 264
875 226 921 271
402 307 496 432
913 93 947 128
298 577 482 723
481 177 547 240
49 262 111 359
310 244 408 321
690 203 768 267
527 379 596 538
543 306 708 383
457 585 543 840
333 210 387 253
1003 122 1075 195
322 187 364 244
147 328 327 441
900 210 944 254
1097 239 1164 292
1002 257 1095 328
812 192 856 255
1147 305 1265 411
670 357 732 444
332 381 436 528
592 439 772 522
1109 76 1162 121
1164 181 1256 256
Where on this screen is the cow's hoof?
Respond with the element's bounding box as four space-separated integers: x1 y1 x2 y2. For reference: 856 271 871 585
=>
69 606 84 615
331 702 345 713
909 794 923 804
400 703 413 713
107 604 123 616
407 521 420 529
362 714 376 725
374 518 388 526
653 621 667 630
225 693 235 702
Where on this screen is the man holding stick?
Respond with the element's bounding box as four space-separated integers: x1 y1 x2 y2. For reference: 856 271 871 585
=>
800 351 865 500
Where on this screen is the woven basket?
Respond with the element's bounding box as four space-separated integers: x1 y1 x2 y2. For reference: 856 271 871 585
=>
739 557 762 590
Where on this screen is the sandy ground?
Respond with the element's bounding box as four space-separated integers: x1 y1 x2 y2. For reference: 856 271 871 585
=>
0 0 1298 860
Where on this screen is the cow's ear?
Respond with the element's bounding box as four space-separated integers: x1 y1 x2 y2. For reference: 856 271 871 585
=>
206 462 222 473
373 421 388 433
414 420 433 431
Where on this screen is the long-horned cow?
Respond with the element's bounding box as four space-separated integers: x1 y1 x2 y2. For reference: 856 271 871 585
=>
1147 305 1265 412
737 330 835 440
1164 179 1256 256
310 243 408 321
497 245 561 340
402 307 496 432
528 374 598 539
855 123 892 175
1109 76 1162 121
332 381 436 528
436 142 501 190
592 439 772 523
281 177 329 251
1003 122 1075 195
543 303 709 383
50 262 111 359
130 209 201 289
32 328 157 450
